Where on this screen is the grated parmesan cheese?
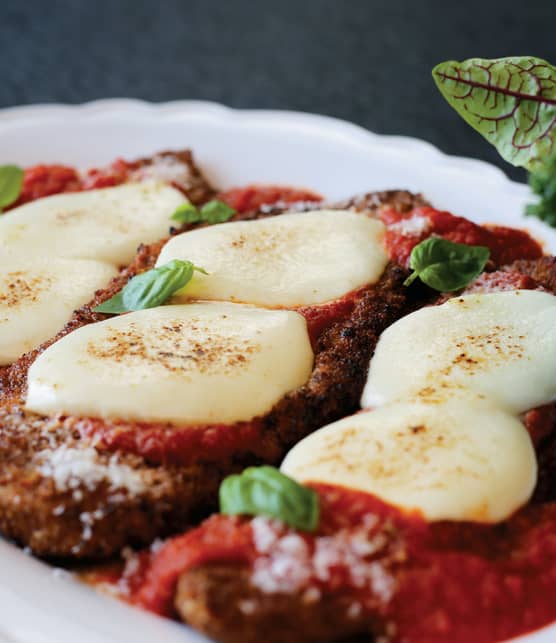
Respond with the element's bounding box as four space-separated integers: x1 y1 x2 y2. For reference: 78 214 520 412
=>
132 155 192 186
388 215 430 237
367 562 395 602
34 445 146 495
252 516 281 554
249 517 395 602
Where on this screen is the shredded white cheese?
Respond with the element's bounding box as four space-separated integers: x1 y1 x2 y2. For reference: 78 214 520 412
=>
388 215 431 237
251 516 281 554
249 517 394 601
35 445 146 495
132 155 192 185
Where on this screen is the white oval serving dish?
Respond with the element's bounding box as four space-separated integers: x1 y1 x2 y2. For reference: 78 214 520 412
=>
0 99 553 643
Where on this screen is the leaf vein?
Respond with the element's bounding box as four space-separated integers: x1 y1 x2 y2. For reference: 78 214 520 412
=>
435 72 556 106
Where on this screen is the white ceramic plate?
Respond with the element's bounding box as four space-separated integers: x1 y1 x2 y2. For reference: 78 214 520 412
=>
0 99 554 643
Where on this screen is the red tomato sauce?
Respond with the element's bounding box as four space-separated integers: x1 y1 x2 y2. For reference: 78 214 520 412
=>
461 269 540 294
114 483 556 642
6 160 139 209
77 287 363 466
381 206 543 268
297 286 364 345
217 185 322 213
7 163 323 218
78 416 269 467
10 164 82 207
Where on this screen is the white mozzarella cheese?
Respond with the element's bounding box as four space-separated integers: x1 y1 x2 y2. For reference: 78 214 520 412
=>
0 257 117 365
155 210 388 307
25 302 314 425
281 398 537 523
282 290 556 524
362 291 556 414
0 182 186 266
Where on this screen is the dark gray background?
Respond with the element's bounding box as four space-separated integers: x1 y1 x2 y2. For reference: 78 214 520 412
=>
1 0 554 181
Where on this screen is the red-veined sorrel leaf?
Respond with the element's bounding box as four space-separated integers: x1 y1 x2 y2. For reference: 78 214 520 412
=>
433 57 556 171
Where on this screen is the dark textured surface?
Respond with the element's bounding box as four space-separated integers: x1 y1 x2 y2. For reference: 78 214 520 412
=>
1 0 553 181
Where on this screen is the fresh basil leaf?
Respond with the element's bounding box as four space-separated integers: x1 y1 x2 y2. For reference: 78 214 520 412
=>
93 291 127 314
171 202 203 224
433 57 556 171
405 237 490 292
526 149 556 227
170 200 236 226
219 466 319 532
0 165 24 211
200 200 236 224
94 259 207 314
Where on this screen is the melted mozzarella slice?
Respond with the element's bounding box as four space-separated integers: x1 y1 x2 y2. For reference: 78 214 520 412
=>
156 210 388 306
26 302 314 425
362 291 556 414
0 182 186 266
0 257 117 365
281 398 536 523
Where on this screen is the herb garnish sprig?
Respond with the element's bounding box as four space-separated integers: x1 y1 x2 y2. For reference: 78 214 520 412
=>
0 165 23 212
219 466 319 532
94 259 207 314
404 237 490 292
171 199 236 225
433 56 556 226
526 150 556 226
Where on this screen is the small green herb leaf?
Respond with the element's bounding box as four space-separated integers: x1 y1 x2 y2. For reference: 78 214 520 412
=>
219 466 319 532
170 199 235 225
433 57 556 171
171 202 203 224
0 165 24 211
404 237 490 292
94 259 207 314
93 291 126 314
200 200 236 224
526 149 556 227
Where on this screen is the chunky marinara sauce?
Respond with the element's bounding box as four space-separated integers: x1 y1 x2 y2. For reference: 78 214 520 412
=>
8 164 322 212
111 483 556 642
381 205 543 267
7 160 136 209
217 185 322 213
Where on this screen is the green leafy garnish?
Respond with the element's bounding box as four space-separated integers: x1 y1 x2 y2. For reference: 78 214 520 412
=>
219 466 319 532
0 165 24 211
171 199 236 225
433 57 555 171
201 200 236 223
404 237 490 292
94 259 208 314
526 149 556 226
171 202 203 224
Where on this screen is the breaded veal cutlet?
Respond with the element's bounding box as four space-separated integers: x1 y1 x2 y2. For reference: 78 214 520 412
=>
171 256 556 643
0 190 428 558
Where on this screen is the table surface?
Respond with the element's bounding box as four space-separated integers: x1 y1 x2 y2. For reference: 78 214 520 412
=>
1 0 553 182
